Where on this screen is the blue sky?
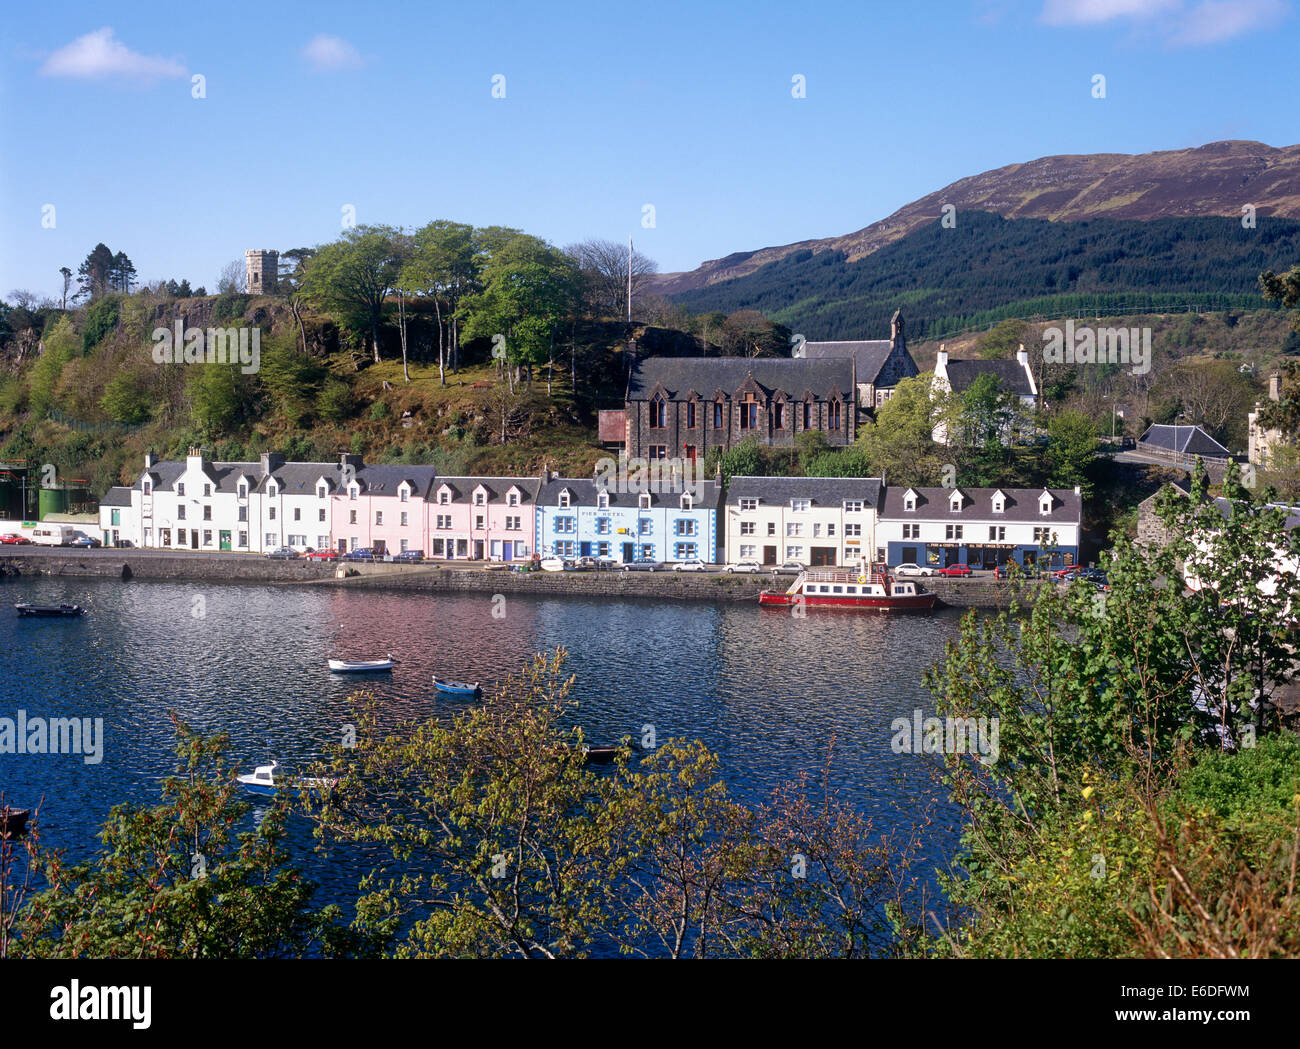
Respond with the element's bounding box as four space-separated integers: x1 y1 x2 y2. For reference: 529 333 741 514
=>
2 0 1297 298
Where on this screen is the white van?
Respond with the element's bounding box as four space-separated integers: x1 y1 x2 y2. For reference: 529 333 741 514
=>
31 524 75 546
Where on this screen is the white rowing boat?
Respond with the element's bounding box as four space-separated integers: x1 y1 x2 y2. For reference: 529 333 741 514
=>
327 654 395 672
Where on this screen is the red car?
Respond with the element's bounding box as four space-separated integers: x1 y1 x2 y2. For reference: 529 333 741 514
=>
0 533 32 545
936 563 973 577
304 549 340 561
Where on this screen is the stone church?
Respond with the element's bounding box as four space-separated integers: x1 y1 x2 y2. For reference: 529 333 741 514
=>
622 311 917 460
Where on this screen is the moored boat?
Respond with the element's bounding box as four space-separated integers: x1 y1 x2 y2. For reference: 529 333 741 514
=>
0 806 31 837
328 654 395 672
15 602 86 617
759 566 936 613
236 761 336 798
580 744 621 764
432 675 481 696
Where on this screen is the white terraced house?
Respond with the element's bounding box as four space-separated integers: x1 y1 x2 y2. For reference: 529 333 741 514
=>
121 449 352 553
723 476 882 567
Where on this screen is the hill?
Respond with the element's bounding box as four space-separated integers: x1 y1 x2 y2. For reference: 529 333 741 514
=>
656 140 1300 295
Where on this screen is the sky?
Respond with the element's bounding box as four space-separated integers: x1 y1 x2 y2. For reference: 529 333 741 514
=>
2 0 1298 299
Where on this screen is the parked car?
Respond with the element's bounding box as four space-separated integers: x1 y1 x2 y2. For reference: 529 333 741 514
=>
994 563 1019 580
539 557 569 572
621 558 663 572
1051 565 1081 580
393 550 425 563
266 547 299 560
772 561 806 575
726 560 763 574
672 558 709 572
893 562 934 577
572 556 600 571
0 533 32 545
344 548 378 561
595 555 618 570
936 563 973 577
305 549 340 561
70 536 102 548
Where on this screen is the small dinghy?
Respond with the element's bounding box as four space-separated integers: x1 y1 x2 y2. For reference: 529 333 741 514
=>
0 806 31 838
580 744 621 764
15 602 85 617
432 675 481 696
328 654 395 672
236 761 336 798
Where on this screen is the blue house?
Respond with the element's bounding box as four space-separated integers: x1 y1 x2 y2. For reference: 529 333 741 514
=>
534 477 723 563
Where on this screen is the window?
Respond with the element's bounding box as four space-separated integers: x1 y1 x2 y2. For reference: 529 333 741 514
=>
375 511 382 525
803 402 812 430
203 484 211 497
474 491 485 505
649 397 667 428
949 493 963 512
143 481 152 496
160 529 170 546
293 507 301 521
556 541 576 557
436 515 452 529
1033 527 1054 543
596 517 611 534
674 543 699 560
349 487 357 501
555 517 576 534
739 498 758 512
400 489 409 502
844 500 863 513
349 510 357 524
318 535 328 548
639 518 654 536
438 490 450 505
740 521 755 536
639 544 654 559
945 524 963 540
238 506 247 522
318 486 327 499
639 493 652 510
992 495 1005 513
268 507 275 521
845 523 861 537
431 539 445 556
265 533 276 547
739 399 759 429
813 523 822 538
989 526 1006 542
238 483 246 498
1039 496 1053 515
319 508 326 522
686 402 696 428
680 493 694 511
767 522 776 536
904 495 916 512
713 402 723 428
558 490 570 508
786 523 803 537
774 402 785 429
827 523 836 537
177 483 185 496
597 491 609 509
400 539 409 552
203 530 212 545
786 546 803 560
791 499 810 512
203 506 212 521
506 516 521 530
828 401 841 430
675 519 698 537
902 523 919 539
649 445 667 460
238 532 247 547
475 515 484 529
111 509 120 526
508 491 519 507
268 485 276 498
739 544 756 558
178 505 186 520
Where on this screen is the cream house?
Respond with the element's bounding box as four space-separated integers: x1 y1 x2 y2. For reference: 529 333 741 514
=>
723 476 882 567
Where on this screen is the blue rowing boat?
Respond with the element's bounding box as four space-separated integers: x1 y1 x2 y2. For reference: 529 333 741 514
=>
432 675 481 697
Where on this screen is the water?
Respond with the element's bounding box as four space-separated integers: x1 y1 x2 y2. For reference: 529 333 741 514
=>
0 577 968 931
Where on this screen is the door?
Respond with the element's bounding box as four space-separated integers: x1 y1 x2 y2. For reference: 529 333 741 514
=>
503 542 513 562
902 546 917 565
474 540 484 560
219 530 231 551
622 542 635 563
763 545 777 565
810 546 836 567
580 541 592 557
338 539 347 553
191 530 199 550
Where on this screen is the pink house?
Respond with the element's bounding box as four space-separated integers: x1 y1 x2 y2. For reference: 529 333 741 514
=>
428 476 541 561
332 459 439 555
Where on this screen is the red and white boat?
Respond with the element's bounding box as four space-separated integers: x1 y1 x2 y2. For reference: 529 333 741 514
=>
758 565 937 613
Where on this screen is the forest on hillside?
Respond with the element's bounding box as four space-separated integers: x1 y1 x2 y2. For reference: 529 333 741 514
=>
672 212 1300 341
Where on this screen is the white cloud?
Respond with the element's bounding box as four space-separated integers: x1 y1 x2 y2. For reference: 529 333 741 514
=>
40 27 185 80
1040 0 1288 42
301 34 364 71
1167 0 1288 43
1041 0 1180 24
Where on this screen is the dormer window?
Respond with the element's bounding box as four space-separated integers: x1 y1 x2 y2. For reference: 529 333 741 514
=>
949 491 963 512
992 494 1005 514
143 481 152 496
791 498 810 512
639 493 652 510
474 491 486 506
400 488 409 502
438 489 450 505
739 497 758 512
238 482 247 498
508 491 519 507
176 482 185 496
1039 493 1053 515
349 484 359 501
267 484 277 498
844 500 863 513
597 491 609 510
680 493 694 510
203 484 211 497
904 495 916 512
318 486 327 499
558 490 570 509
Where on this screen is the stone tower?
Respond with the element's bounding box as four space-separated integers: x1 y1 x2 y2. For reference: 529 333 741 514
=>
245 249 278 295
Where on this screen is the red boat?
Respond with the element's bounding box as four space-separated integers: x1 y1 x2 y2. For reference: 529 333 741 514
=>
759 566 937 613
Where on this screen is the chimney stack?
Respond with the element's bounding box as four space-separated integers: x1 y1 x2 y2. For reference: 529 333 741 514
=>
144 452 155 469
1017 344 1029 367
1270 372 1281 402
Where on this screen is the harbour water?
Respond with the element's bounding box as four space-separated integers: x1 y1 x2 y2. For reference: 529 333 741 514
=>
0 577 968 922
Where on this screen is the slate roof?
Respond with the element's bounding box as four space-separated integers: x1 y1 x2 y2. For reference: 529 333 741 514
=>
1138 424 1231 458
801 340 896 382
725 475 883 508
264 462 347 494
943 358 1035 398
352 464 439 497
879 486 1082 524
628 357 853 400
537 478 724 509
434 477 541 504
100 486 133 506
